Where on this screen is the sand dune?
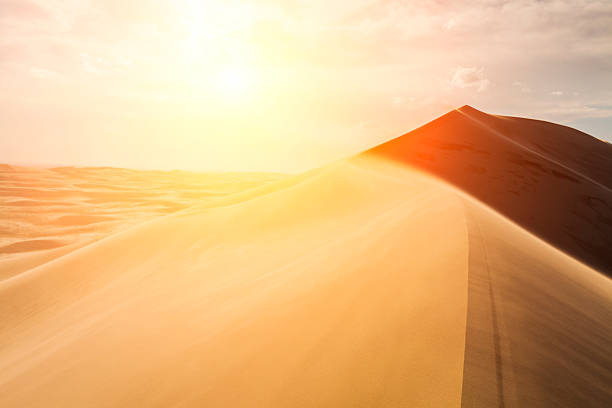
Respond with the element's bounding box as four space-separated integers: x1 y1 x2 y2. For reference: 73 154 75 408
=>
368 105 612 275
1 108 611 407
0 165 282 270
1 161 470 407
459 196 612 407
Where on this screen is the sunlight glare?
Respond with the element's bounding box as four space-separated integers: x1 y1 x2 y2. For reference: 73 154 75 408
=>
216 66 254 100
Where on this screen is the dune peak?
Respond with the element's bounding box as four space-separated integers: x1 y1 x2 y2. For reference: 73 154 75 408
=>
366 106 612 275
456 104 480 113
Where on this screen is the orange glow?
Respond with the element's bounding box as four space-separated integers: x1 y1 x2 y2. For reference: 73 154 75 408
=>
3 1 608 172
1 1 612 406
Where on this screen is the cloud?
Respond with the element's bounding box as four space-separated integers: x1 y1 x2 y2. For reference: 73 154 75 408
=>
551 91 564 96
29 66 60 79
450 66 490 92
540 103 612 120
79 53 103 75
513 81 531 93
443 17 456 30
391 96 404 107
2 0 612 171
0 0 49 20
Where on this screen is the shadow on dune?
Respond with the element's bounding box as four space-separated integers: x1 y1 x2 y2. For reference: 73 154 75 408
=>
366 105 612 276
0 239 66 254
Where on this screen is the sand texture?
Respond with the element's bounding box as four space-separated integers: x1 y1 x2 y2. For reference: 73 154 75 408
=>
369 105 612 275
1 107 611 407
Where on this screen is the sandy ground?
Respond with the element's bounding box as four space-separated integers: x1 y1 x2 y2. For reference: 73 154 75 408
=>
1 159 469 407
460 198 612 407
0 165 282 281
1 107 611 407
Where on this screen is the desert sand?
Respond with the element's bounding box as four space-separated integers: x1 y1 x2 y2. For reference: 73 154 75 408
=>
369 105 612 275
0 166 282 281
1 107 611 407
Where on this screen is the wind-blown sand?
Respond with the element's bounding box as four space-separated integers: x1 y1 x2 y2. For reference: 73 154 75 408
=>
1 107 611 407
0 165 282 281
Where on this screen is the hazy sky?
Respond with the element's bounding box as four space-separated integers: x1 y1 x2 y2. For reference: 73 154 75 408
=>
1 0 611 172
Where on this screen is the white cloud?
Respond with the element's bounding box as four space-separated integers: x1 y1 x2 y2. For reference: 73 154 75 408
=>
443 18 456 30
29 66 59 79
450 66 490 92
551 91 564 96
391 96 404 107
512 81 531 93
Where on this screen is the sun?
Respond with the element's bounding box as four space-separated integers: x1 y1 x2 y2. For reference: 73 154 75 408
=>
216 66 254 100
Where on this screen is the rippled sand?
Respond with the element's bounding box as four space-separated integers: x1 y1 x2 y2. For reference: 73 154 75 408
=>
1 107 611 407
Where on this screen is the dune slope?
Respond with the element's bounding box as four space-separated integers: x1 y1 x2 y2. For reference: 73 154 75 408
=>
460 198 612 407
0 160 469 407
368 105 612 275
1 109 611 407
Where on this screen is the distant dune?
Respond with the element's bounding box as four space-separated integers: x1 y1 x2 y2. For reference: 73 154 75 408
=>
0 107 610 407
0 165 282 263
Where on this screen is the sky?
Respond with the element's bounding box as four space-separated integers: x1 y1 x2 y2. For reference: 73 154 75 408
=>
1 0 611 172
